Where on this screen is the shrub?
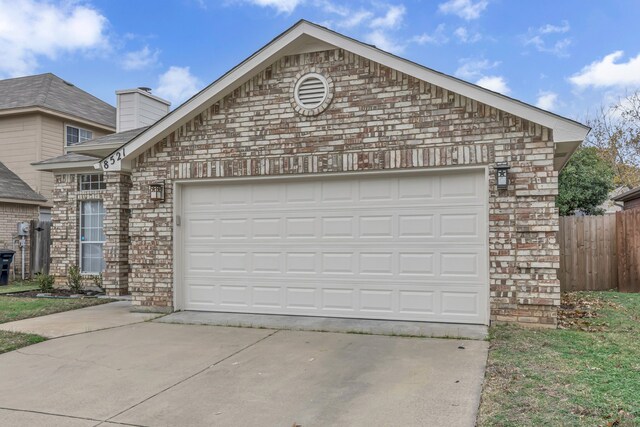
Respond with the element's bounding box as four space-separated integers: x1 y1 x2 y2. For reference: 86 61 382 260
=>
67 265 83 294
92 273 104 292
36 273 55 293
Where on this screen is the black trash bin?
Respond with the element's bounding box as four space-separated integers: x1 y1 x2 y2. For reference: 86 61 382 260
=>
0 249 15 286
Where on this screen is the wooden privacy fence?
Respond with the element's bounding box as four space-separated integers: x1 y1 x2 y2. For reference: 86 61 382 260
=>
617 209 640 292
558 215 618 291
29 219 51 276
559 211 640 292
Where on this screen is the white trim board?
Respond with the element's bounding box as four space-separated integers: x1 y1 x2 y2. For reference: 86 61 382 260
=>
98 20 589 172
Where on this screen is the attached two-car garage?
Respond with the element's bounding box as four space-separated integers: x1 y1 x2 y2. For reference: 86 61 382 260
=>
176 168 489 325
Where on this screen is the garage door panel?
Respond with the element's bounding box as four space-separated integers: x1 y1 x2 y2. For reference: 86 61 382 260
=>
181 171 488 324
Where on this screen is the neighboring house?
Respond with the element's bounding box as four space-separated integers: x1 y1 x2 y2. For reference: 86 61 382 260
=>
0 73 116 216
612 186 640 210
0 161 47 276
36 21 589 327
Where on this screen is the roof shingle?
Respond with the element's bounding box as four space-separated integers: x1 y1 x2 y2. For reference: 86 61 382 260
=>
0 73 116 128
0 161 46 203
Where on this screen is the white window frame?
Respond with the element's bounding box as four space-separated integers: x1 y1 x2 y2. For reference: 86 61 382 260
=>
78 173 106 191
79 200 105 274
66 125 93 147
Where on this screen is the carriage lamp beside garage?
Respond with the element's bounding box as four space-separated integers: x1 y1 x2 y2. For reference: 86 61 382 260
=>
495 162 511 190
149 181 165 202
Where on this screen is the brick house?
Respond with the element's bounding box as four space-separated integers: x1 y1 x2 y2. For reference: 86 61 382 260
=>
37 21 589 327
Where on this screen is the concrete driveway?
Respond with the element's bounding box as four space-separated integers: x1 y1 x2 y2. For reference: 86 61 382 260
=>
0 321 488 427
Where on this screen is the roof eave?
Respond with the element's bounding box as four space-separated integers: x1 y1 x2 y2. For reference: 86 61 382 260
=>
98 19 590 171
0 106 116 131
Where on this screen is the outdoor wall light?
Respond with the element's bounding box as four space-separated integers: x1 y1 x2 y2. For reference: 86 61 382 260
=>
495 162 510 190
149 181 165 202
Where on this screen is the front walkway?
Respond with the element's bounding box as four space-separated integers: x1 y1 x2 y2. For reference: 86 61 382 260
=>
0 301 161 338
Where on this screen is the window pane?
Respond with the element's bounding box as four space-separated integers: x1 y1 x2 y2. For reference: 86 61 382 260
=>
80 201 105 273
66 127 79 145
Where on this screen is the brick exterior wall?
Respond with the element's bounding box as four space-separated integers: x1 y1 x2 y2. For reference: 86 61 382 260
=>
120 49 561 326
50 173 105 287
102 173 131 295
0 202 39 279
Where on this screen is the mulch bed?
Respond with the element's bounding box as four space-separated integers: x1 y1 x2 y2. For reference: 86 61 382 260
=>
1 289 104 298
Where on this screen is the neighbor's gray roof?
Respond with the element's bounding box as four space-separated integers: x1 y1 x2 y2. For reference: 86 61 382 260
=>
32 153 101 166
613 186 640 202
0 73 116 128
72 126 149 147
0 161 46 202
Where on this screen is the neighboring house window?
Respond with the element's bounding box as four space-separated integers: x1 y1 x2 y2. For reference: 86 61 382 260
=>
66 125 93 146
80 200 105 274
78 174 106 191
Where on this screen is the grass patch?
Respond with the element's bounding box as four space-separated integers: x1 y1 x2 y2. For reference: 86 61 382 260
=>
0 296 110 324
478 291 640 427
0 280 40 294
0 330 46 354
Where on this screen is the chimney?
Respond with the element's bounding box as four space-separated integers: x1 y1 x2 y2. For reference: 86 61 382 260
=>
115 87 170 133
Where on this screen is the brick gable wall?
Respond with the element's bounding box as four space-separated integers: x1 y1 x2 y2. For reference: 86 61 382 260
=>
58 48 559 325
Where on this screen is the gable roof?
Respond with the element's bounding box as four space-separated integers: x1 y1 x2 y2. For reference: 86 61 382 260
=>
0 161 46 203
0 73 116 129
100 20 589 172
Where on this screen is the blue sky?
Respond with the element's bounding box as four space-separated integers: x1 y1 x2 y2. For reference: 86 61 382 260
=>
1 0 639 123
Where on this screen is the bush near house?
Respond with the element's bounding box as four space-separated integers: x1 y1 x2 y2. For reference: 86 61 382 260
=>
478 292 640 427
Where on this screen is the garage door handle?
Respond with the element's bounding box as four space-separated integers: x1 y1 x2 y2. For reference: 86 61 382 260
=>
176 215 181 226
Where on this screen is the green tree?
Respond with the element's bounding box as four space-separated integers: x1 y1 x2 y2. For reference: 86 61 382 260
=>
557 147 615 216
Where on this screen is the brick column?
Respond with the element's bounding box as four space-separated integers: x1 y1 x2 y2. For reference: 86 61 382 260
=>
103 172 132 296
50 174 77 285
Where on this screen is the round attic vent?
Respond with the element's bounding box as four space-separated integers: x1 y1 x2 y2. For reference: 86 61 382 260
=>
294 73 329 109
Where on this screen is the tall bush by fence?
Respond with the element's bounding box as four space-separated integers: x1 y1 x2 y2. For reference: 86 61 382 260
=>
558 215 618 292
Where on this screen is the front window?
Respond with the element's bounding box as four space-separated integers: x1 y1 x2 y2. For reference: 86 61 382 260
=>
80 200 105 274
66 126 93 146
78 174 106 191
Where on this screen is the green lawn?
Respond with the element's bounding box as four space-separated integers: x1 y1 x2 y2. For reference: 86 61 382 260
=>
478 291 640 427
0 296 110 324
0 330 46 353
0 280 40 294
0 295 111 355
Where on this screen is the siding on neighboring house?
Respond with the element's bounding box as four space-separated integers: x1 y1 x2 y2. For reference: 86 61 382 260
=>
0 113 111 205
0 115 39 195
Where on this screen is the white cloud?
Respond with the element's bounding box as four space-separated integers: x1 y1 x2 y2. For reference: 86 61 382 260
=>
0 0 108 77
453 26 481 43
476 75 510 94
243 0 302 13
370 5 406 29
455 58 499 80
438 0 488 20
523 21 571 57
569 51 640 89
155 66 201 106
366 30 405 54
411 24 448 45
121 46 160 71
536 91 558 110
539 20 570 34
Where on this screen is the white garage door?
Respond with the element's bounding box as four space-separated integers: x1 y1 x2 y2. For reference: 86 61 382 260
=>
178 170 488 324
